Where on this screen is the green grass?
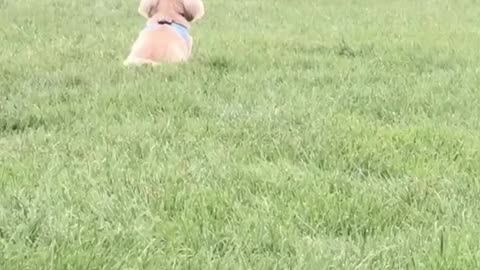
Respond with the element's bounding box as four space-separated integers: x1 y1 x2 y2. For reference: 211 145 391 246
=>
1 0 480 269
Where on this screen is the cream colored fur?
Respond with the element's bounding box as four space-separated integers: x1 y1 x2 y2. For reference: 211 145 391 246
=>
124 0 205 66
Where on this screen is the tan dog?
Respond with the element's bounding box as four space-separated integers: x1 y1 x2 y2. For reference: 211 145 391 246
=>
124 0 205 66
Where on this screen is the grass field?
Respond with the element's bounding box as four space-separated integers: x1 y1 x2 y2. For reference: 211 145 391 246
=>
1 0 480 269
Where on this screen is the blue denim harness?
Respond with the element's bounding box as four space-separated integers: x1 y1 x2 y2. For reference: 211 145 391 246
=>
145 20 189 43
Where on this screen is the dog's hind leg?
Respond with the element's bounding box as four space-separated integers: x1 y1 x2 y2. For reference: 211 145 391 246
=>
123 56 159 66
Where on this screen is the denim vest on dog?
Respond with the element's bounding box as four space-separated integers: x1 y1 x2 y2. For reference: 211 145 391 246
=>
145 20 189 44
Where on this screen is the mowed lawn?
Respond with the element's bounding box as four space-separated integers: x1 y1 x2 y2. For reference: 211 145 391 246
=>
1 0 480 269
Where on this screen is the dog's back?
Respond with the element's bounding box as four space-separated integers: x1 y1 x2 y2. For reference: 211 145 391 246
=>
124 0 205 65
